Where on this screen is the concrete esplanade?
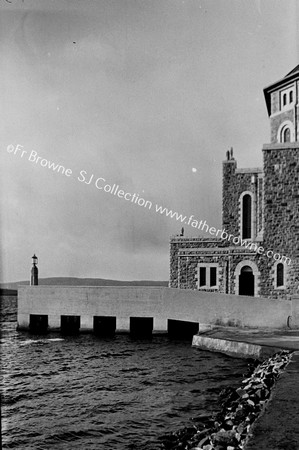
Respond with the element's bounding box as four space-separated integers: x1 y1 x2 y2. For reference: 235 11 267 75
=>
18 286 299 335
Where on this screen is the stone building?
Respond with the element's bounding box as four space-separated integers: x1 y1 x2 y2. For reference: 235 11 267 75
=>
170 65 299 299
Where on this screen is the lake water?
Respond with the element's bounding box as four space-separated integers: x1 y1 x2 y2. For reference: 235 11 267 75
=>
1 296 248 449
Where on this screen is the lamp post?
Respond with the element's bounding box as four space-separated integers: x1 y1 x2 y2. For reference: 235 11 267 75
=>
30 254 38 286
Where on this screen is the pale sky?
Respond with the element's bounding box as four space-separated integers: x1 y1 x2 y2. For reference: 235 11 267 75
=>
0 0 298 283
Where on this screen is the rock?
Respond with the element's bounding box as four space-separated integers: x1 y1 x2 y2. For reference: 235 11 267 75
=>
225 419 234 427
236 387 247 397
213 429 237 445
159 351 292 450
236 423 244 434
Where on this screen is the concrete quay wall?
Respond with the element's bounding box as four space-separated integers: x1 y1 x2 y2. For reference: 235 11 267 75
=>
17 286 299 332
191 335 284 360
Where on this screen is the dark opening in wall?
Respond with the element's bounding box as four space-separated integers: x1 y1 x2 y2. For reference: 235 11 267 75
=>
242 194 252 239
60 315 80 334
93 316 116 336
276 263 284 287
130 317 153 337
199 267 206 287
239 266 254 296
210 267 217 287
168 319 199 338
29 314 48 334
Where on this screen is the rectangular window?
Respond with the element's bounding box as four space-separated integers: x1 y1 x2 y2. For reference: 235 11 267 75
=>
290 91 293 103
210 267 217 287
276 263 284 288
197 264 219 290
199 267 206 287
242 194 252 239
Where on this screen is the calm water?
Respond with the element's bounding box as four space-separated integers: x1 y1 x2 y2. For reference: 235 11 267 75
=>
1 296 247 450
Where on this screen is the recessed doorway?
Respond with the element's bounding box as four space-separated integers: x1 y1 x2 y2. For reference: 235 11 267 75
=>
239 265 254 296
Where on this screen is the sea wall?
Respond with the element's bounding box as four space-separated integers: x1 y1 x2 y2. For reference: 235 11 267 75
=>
17 286 299 332
160 350 294 450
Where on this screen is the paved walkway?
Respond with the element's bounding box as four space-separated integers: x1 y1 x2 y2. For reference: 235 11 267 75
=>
200 327 299 351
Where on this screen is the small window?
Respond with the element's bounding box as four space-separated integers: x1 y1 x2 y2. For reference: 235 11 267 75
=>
242 194 252 239
280 87 294 110
210 267 217 287
197 264 218 290
289 91 293 103
282 127 291 143
276 263 284 287
199 267 206 287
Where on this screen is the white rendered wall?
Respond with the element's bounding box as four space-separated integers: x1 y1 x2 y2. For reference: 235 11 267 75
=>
17 286 294 331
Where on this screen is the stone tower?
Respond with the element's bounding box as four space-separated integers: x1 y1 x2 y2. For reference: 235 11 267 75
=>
262 66 299 296
264 64 299 144
170 65 299 298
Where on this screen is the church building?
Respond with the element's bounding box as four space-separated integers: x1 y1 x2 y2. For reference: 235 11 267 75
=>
170 65 299 299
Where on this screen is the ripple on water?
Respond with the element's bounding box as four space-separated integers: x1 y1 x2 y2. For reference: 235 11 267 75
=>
1 299 248 450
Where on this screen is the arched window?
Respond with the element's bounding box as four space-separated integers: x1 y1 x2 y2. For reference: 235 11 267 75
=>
242 194 252 239
276 263 284 287
282 127 291 143
278 121 294 143
280 88 294 110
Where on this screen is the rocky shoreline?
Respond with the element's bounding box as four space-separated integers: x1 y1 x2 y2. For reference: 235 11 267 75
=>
159 350 292 450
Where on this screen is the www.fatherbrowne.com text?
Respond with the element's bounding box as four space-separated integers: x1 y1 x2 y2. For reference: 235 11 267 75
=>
6 144 292 265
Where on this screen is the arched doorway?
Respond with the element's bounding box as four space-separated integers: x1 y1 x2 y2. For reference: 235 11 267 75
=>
234 260 260 297
239 265 254 296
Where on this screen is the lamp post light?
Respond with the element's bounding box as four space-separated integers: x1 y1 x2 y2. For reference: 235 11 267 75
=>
30 254 38 286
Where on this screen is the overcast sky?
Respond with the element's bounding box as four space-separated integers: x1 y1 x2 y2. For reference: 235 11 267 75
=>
0 0 297 283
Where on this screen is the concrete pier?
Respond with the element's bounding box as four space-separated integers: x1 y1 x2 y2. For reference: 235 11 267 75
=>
17 285 299 449
17 286 299 335
192 327 299 359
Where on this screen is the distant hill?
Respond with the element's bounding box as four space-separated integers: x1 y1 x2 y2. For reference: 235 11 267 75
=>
0 277 169 290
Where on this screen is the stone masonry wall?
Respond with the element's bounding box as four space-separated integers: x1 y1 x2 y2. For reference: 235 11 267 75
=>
257 176 264 236
222 159 238 236
262 145 299 297
170 236 261 295
269 79 299 144
222 159 263 239
169 237 229 288
270 109 294 143
177 254 226 292
270 90 280 115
